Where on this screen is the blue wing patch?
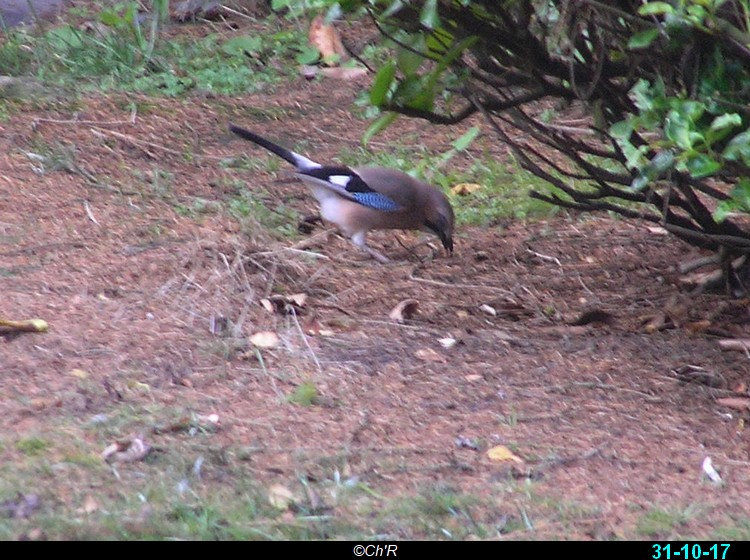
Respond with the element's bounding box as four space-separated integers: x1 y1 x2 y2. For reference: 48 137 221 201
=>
299 166 402 212
352 191 401 212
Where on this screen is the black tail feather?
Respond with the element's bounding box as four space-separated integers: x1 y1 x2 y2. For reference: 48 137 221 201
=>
229 124 302 168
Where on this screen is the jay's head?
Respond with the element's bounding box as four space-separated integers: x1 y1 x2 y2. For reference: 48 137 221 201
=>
423 191 455 255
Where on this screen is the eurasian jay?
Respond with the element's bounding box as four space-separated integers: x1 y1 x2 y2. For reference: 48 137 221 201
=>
229 124 454 262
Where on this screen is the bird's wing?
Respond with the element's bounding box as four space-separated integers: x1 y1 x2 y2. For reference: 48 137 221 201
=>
296 166 404 212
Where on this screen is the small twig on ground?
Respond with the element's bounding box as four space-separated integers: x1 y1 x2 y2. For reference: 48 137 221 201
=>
679 254 721 274
252 247 330 260
83 200 100 225
290 308 322 373
33 107 137 129
526 248 562 267
220 4 258 22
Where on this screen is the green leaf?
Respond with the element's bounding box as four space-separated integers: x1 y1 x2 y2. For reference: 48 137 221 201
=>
420 0 439 29
296 45 320 65
99 9 124 27
686 154 721 178
397 42 424 75
609 118 634 139
452 126 480 151
221 36 263 57
630 174 650 192
381 0 404 19
650 150 675 174
723 130 750 164
713 179 750 222
628 28 660 49
713 200 733 223
729 178 750 209
630 150 674 191
637 2 675 16
363 112 398 145
665 110 692 149
370 60 396 106
710 113 742 131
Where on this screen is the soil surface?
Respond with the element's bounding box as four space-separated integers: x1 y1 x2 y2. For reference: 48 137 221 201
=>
1 16 750 541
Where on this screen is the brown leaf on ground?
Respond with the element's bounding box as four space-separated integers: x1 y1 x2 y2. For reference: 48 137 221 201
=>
718 339 750 352
389 299 419 322
414 348 445 363
81 495 99 515
308 15 347 65
685 320 711 334
716 397 750 411
249 331 281 348
261 293 308 315
487 445 524 463
101 436 151 463
643 311 669 333
451 183 482 196
268 484 296 510
319 67 368 80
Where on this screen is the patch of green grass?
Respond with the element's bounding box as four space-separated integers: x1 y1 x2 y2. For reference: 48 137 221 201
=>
0 3 313 96
227 185 301 239
714 518 750 540
16 437 51 456
287 382 319 407
636 505 702 538
378 485 488 539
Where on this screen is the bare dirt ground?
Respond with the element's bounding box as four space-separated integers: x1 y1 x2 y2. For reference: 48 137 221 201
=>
1 28 750 539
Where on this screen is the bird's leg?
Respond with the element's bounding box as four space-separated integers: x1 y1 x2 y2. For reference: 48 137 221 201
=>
350 231 390 264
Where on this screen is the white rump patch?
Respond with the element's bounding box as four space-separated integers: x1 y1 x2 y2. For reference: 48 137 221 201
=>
328 175 352 187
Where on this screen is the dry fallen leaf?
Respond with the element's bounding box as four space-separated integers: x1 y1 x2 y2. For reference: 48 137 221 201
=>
0 317 49 333
101 436 151 463
733 381 747 394
438 337 457 349
268 484 296 510
685 320 711 334
82 495 98 515
465 374 482 382
716 397 750 411
249 331 280 348
261 294 308 315
487 445 524 464
288 293 307 307
70 368 89 379
414 348 445 363
479 304 497 317
702 456 722 484
308 15 347 65
319 66 368 80
451 183 482 195
389 299 419 322
718 339 750 352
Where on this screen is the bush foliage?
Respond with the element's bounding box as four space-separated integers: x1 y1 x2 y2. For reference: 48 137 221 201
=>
335 0 750 291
